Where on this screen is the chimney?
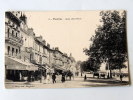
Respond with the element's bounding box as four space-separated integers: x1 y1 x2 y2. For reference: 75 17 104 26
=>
70 53 72 57
47 43 50 48
42 40 46 45
20 12 27 24
28 28 34 36
55 47 59 51
36 35 43 41
39 35 42 40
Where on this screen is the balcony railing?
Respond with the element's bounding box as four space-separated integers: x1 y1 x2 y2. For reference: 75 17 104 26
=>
5 32 23 45
5 52 21 59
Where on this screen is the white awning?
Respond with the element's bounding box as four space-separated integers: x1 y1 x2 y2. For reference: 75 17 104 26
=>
5 56 38 71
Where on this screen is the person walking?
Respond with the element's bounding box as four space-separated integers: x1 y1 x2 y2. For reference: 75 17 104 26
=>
61 73 65 83
46 73 50 84
120 74 123 83
84 74 87 81
52 73 56 84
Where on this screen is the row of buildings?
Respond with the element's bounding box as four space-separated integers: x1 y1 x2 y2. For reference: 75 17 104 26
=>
5 11 76 81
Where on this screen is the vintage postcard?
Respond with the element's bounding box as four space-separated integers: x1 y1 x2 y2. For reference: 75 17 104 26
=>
5 10 130 88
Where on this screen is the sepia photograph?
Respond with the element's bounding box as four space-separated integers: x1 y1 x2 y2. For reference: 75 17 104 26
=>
5 10 130 89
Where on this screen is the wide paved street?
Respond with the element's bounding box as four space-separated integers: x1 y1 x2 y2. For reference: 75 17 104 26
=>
5 75 129 89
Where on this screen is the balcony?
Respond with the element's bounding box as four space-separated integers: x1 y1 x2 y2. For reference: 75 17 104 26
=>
5 52 21 60
5 33 23 46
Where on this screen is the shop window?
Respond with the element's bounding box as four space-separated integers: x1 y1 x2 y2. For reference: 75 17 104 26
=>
7 46 10 55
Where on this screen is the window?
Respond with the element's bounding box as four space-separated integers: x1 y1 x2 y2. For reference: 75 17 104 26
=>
30 54 32 61
19 47 20 53
12 30 14 36
16 49 18 56
43 48 45 54
7 28 10 37
7 28 10 33
8 20 11 24
7 46 10 55
24 57 25 62
12 48 14 56
16 32 18 37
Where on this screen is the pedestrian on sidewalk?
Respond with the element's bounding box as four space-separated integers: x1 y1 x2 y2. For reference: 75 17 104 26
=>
52 73 56 84
120 74 123 83
61 73 65 83
46 73 50 84
84 74 87 81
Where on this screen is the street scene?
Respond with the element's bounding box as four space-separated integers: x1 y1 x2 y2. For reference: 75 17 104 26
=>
6 73 129 89
5 11 130 88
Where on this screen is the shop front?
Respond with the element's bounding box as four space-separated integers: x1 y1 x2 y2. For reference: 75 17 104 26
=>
5 56 38 82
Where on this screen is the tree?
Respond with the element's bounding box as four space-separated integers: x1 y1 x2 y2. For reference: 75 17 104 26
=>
84 10 128 78
80 59 100 72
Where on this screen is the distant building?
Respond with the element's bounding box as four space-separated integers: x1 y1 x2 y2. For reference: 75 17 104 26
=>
69 53 76 76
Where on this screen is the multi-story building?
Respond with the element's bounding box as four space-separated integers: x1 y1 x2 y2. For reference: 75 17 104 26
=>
5 12 38 82
5 12 22 57
69 53 76 76
5 11 76 82
5 11 24 81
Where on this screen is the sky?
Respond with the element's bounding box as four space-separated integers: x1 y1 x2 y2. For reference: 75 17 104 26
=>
25 11 101 61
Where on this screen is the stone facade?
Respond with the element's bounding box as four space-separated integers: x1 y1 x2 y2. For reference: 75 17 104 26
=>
5 11 76 82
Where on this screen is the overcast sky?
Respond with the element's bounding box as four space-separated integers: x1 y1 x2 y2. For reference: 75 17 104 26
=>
25 11 101 61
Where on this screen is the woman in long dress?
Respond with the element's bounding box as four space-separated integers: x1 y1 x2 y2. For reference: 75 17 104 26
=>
46 73 50 84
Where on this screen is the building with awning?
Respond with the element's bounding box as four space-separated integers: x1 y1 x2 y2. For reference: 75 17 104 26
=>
5 11 76 82
5 56 38 71
5 55 39 82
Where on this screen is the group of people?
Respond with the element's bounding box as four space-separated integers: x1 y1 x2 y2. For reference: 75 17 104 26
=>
45 73 66 84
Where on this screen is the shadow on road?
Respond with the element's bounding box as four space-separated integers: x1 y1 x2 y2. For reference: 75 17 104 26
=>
82 77 129 87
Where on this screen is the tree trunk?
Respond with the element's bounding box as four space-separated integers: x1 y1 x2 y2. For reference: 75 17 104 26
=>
108 61 112 78
119 68 122 82
110 69 112 78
